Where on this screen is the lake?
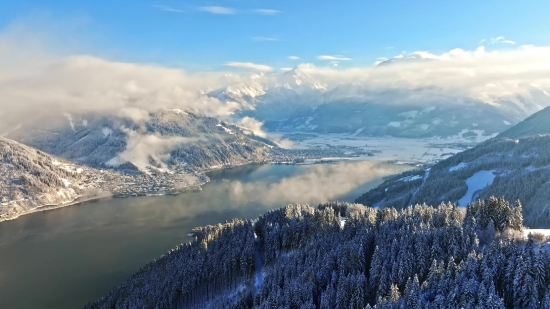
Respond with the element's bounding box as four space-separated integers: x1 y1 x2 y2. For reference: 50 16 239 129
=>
0 161 408 309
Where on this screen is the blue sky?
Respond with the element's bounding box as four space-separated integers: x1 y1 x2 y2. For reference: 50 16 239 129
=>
1 0 550 71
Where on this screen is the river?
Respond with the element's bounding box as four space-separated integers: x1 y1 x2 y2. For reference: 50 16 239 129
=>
0 161 408 308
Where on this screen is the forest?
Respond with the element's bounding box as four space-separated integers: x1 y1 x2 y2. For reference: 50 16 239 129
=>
85 197 549 309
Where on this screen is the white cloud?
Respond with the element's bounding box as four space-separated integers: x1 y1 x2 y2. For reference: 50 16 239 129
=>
484 36 516 45
254 9 280 15
224 61 274 72
252 36 280 42
317 55 352 61
152 5 185 13
199 6 235 15
288 56 300 60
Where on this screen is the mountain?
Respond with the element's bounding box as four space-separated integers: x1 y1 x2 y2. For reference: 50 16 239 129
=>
266 93 515 138
5 110 274 173
210 68 550 139
0 137 110 221
355 107 550 227
210 67 326 122
497 106 550 139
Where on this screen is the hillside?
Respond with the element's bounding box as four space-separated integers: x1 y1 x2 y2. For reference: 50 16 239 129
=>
0 137 110 221
497 106 550 139
355 107 550 227
5 110 273 172
85 201 548 309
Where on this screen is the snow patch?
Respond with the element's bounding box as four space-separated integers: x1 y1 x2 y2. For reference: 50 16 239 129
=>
503 120 511 126
351 127 365 136
102 127 113 137
60 178 71 188
418 124 430 131
422 106 436 113
398 175 422 182
216 124 234 134
458 170 496 206
398 111 418 119
82 120 88 127
449 162 467 172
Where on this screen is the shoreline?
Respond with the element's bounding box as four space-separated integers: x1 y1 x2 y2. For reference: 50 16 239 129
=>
0 158 410 223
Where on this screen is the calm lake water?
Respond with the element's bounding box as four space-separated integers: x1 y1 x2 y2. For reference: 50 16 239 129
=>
0 162 406 309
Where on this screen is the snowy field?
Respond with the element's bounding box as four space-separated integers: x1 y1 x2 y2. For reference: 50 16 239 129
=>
458 170 496 206
285 131 494 165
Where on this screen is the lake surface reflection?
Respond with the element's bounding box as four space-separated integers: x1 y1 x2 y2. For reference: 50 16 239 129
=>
0 161 407 309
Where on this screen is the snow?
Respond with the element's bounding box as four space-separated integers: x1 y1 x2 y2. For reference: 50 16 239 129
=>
216 124 234 134
398 175 422 182
102 127 113 137
76 168 83 174
339 217 346 228
422 106 436 113
82 120 88 127
503 120 511 126
171 109 188 115
350 127 365 136
60 178 71 188
388 122 401 128
449 162 467 172
52 160 62 166
418 124 430 131
458 170 496 206
398 111 419 119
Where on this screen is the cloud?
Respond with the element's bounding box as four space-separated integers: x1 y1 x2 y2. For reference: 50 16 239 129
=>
297 46 550 113
152 4 185 13
224 61 273 72
112 130 203 172
215 161 408 205
252 36 280 42
288 56 300 60
254 9 280 15
484 36 516 45
199 6 235 15
317 55 352 61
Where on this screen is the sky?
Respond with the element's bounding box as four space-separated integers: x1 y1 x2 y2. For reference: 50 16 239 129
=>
1 0 550 71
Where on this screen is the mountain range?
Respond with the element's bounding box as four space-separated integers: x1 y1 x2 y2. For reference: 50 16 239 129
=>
210 67 550 139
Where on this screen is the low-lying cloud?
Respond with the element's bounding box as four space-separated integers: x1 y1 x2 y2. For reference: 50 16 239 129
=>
211 161 409 205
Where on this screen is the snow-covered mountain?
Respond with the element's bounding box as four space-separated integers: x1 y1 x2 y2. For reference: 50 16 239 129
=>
356 106 550 227
209 68 550 139
4 110 274 173
0 137 112 221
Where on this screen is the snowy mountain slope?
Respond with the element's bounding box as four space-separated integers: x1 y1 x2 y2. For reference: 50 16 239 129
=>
355 128 550 228
497 106 550 139
5 110 273 172
0 137 110 221
267 96 516 138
